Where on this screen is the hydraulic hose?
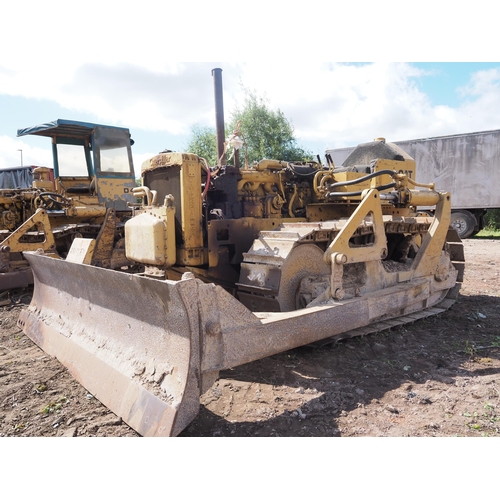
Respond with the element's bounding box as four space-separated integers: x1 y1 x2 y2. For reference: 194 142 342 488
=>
328 169 397 189
325 169 397 199
285 164 326 177
326 182 397 199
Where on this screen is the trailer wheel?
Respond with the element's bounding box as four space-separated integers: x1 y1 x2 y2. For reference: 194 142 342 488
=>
450 211 476 239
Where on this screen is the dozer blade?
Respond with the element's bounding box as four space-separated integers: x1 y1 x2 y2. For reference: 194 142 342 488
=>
18 253 206 437
19 248 459 437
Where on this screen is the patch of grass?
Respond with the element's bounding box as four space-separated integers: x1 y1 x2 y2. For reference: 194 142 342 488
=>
463 402 498 434
474 229 500 239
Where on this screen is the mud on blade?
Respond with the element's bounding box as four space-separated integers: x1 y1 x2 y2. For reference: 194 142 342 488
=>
19 246 460 436
18 252 206 437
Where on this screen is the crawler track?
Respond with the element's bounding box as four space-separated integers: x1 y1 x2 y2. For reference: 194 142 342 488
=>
237 219 464 315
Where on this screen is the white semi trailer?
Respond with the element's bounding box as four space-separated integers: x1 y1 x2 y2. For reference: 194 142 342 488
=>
326 129 500 238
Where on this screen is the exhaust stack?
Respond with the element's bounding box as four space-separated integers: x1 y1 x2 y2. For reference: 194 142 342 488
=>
212 68 225 165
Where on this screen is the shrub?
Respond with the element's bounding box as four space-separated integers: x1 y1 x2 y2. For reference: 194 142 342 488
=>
484 209 500 230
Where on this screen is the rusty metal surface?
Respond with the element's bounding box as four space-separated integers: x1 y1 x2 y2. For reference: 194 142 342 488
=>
19 252 204 436
0 267 33 291
208 275 455 371
212 68 225 164
91 209 117 267
19 245 460 436
15 117 465 436
237 194 453 313
1 209 56 253
0 245 9 272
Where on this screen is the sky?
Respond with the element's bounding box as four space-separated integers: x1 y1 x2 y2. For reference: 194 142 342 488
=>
1 3 499 178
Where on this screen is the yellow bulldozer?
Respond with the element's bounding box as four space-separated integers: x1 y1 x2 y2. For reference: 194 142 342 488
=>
18 69 464 436
0 120 137 290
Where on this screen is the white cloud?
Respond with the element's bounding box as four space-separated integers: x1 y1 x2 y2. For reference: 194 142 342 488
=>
2 61 500 169
0 62 242 137
225 63 438 147
454 69 500 131
0 136 52 169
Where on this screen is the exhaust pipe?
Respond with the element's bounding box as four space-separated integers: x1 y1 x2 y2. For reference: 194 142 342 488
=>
212 68 225 166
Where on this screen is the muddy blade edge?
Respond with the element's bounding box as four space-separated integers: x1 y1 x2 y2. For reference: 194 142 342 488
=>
18 252 204 437
18 250 459 437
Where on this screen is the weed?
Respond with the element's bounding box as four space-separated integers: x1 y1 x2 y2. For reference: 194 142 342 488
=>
468 423 482 430
35 384 47 393
491 336 500 348
463 340 477 358
442 340 460 353
40 396 69 414
462 401 499 434
381 359 399 370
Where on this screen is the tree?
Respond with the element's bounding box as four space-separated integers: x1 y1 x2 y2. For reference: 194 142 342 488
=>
185 88 313 167
185 124 218 165
228 88 313 165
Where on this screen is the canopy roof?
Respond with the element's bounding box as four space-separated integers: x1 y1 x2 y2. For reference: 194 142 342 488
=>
17 119 130 140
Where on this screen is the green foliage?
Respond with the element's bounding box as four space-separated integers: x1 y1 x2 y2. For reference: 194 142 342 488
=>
476 209 500 238
40 396 68 414
228 88 313 165
463 340 477 358
484 208 500 230
185 88 313 166
476 228 500 238
13 422 28 432
185 124 218 166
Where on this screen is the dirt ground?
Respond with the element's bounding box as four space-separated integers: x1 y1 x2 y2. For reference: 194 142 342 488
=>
1 238 499 437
